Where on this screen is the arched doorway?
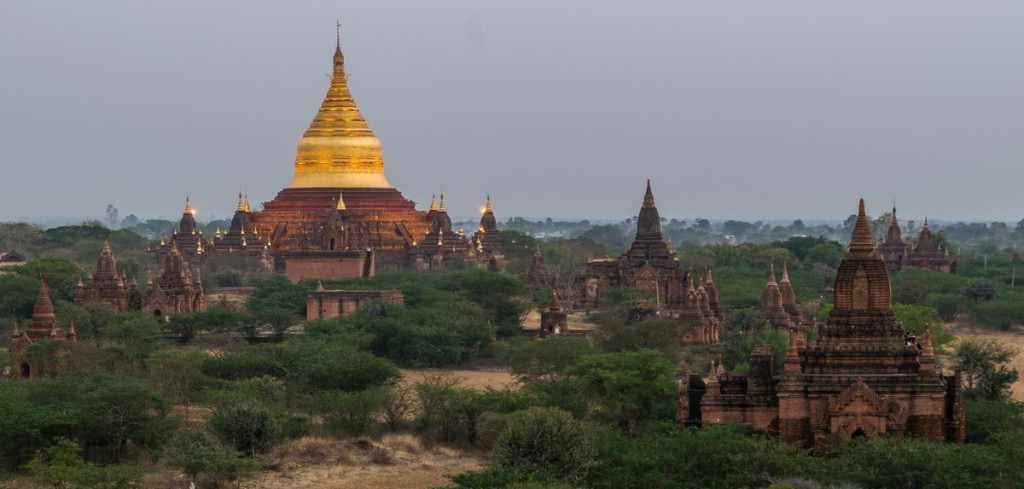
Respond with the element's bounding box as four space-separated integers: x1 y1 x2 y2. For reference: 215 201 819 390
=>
19 362 30 379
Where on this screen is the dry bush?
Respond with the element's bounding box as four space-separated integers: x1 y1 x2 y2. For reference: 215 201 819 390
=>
370 445 394 465
380 433 422 454
273 437 352 465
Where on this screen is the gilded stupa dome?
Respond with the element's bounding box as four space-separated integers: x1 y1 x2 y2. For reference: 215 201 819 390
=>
287 29 392 189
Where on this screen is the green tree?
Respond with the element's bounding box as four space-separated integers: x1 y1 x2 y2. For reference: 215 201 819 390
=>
147 350 208 427
973 298 1024 330
457 269 528 337
954 337 1020 400
961 278 1001 304
511 336 595 381
0 274 41 320
209 401 282 457
493 407 595 483
27 437 83 489
164 429 249 487
568 349 676 436
321 388 387 437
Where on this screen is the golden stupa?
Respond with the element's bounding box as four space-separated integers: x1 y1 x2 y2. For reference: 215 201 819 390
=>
253 27 432 261
287 29 393 189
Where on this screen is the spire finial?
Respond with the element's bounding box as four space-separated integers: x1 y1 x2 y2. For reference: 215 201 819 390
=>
237 192 244 211
768 263 777 285
849 199 876 255
429 194 437 211
185 195 191 213
333 22 345 73
485 194 492 213
336 191 346 210
244 194 251 213
439 192 446 212
642 179 655 207
781 262 790 283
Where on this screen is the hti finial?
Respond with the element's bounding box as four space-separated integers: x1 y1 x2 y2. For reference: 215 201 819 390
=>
185 194 191 212
336 21 341 47
485 194 492 213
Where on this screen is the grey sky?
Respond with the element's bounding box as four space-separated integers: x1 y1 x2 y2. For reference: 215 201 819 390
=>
2 1 1022 224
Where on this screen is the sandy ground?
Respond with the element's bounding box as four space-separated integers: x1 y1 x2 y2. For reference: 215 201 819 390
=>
399 368 516 391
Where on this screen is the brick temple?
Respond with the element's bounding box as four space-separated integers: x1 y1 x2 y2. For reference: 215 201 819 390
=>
574 180 723 344
878 207 954 273
678 200 964 452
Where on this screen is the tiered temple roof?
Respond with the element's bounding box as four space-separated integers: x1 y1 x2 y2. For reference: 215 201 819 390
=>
141 239 206 318
758 264 793 330
74 235 130 310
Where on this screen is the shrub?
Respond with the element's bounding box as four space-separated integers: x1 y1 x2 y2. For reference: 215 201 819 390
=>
208 402 282 457
493 407 595 483
323 388 387 437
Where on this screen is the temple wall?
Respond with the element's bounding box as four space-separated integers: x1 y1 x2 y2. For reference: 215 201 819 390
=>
306 289 403 320
283 251 373 284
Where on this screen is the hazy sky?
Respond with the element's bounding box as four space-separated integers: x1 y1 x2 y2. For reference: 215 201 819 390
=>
2 1 1022 224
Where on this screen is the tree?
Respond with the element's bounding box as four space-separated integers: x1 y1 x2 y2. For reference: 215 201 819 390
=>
568 349 676 436
253 307 298 340
105 205 119 230
961 278 1001 304
209 401 282 457
583 224 630 249
165 429 249 486
164 430 219 485
27 437 83 489
511 336 595 381
147 350 208 427
954 337 1020 400
973 298 1024 330
493 407 595 483
321 388 387 437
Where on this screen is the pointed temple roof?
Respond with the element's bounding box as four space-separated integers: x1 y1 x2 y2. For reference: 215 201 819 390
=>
180 196 197 234
286 26 392 189
480 194 497 232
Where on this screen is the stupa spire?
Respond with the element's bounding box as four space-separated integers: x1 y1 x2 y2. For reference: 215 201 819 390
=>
185 195 191 213
237 192 244 211
848 199 876 257
642 179 655 208
485 194 492 213
244 194 251 213
336 192 346 210
781 262 790 283
768 263 777 285
429 194 437 211
439 193 446 212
